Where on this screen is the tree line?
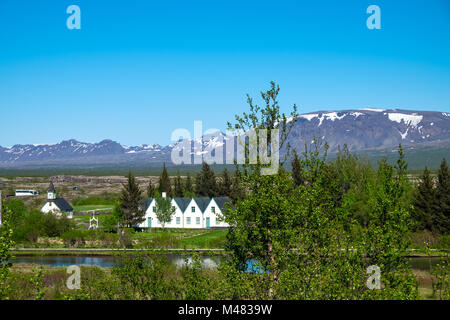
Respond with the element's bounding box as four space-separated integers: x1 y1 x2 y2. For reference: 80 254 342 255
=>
146 163 244 201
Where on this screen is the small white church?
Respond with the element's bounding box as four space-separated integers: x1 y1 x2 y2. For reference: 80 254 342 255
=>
40 182 74 219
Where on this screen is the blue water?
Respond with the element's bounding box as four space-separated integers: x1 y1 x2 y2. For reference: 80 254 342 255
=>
10 255 441 271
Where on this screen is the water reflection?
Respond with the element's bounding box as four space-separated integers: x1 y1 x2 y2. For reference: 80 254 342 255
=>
10 255 442 271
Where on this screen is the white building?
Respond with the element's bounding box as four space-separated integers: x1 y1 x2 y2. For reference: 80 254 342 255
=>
40 182 73 219
137 194 232 229
15 190 39 197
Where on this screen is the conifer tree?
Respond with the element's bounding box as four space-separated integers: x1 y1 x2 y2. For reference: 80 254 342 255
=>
174 171 184 197
229 168 245 203
413 166 435 231
184 173 194 197
158 163 172 196
119 172 145 227
219 168 233 196
434 158 450 234
195 162 217 197
147 180 156 198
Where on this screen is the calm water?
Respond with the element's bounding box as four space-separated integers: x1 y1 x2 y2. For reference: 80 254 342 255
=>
10 255 442 271
11 254 223 269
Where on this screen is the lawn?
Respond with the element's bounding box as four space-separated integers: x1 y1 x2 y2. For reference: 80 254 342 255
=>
179 230 228 248
73 204 113 212
131 229 228 249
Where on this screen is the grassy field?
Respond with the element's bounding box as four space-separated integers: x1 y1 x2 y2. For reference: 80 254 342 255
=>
179 230 228 248
73 205 113 212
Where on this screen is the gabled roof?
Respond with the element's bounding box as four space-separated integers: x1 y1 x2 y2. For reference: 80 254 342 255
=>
193 197 210 213
52 198 73 212
213 197 234 210
141 197 154 210
173 197 192 212
142 197 233 214
47 181 56 193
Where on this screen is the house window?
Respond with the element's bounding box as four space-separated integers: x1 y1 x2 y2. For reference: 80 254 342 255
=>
186 217 191 225
196 217 200 225
191 206 195 213
211 206 215 213
172 206 175 211
153 206 156 213
176 217 180 225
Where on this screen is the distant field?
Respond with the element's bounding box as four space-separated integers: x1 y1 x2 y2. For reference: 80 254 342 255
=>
0 146 448 177
73 205 113 213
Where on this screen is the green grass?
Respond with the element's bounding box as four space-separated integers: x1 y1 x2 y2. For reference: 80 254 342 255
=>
179 230 228 249
73 205 113 212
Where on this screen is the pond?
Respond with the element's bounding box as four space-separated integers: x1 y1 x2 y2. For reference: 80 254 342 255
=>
10 254 443 272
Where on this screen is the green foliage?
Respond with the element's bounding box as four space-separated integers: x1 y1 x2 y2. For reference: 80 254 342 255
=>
6 202 75 243
411 158 449 234
0 210 15 299
155 196 176 228
184 173 194 197
173 171 184 197
30 267 45 300
118 172 145 228
291 149 304 187
223 83 417 299
218 168 232 197
413 167 435 231
180 253 213 299
431 254 450 300
434 159 450 234
146 180 156 198
112 253 180 299
195 162 218 197
158 163 172 196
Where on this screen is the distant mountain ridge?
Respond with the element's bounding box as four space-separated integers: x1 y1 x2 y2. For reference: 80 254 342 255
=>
0 108 449 169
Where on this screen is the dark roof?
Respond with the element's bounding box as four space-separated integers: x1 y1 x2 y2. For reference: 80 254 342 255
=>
142 197 232 213
213 197 234 210
193 197 210 212
52 198 73 212
141 197 154 210
173 197 192 212
47 181 56 193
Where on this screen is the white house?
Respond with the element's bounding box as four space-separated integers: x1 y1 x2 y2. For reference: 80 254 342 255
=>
137 194 232 229
41 182 73 219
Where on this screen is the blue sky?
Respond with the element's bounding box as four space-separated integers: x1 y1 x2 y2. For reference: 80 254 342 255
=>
0 0 449 147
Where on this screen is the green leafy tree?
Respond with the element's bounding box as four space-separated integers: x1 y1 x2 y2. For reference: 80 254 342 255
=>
224 81 298 298
291 149 304 187
229 169 245 203
0 210 14 299
118 172 145 228
155 196 176 228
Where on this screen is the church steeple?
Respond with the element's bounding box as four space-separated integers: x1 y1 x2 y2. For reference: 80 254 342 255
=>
47 181 56 200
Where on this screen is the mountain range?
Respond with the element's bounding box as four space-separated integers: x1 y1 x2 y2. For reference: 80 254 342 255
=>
1 109 449 170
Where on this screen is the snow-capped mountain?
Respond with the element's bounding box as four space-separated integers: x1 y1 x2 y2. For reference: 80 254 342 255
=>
288 109 450 153
0 109 449 168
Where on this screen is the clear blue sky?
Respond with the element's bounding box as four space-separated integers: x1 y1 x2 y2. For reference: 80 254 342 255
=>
1 0 449 147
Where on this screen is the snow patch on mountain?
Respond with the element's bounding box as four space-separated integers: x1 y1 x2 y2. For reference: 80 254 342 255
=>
388 113 423 128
